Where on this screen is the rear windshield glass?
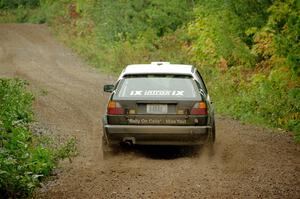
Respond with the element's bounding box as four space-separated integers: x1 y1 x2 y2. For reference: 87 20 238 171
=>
114 76 200 100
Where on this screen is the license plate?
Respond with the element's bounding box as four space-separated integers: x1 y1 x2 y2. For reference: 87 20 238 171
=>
146 104 168 114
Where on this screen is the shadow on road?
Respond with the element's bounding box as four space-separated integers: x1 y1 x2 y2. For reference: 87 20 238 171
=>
122 145 204 160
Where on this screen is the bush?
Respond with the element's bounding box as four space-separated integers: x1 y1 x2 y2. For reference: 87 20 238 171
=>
92 0 194 42
186 0 300 140
0 79 34 132
0 78 76 198
186 0 273 67
200 65 300 140
0 0 40 9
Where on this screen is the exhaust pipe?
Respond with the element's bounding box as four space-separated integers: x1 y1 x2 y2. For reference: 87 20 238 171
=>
123 140 132 147
122 137 136 147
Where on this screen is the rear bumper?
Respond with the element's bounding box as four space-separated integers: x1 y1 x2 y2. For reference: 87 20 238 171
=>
103 125 211 146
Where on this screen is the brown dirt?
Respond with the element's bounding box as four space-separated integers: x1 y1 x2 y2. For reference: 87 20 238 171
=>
0 24 299 199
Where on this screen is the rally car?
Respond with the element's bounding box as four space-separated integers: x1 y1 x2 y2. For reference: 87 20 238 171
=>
102 62 215 154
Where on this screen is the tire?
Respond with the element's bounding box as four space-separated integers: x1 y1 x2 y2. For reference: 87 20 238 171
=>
207 118 216 156
210 118 216 143
102 135 114 159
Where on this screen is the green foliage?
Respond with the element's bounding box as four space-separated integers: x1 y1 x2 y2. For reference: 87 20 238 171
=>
0 0 40 9
41 0 191 73
0 79 34 131
187 0 299 140
267 0 300 75
0 6 43 23
187 0 272 67
54 137 77 160
28 0 71 24
0 78 77 198
0 10 17 23
92 0 194 42
206 66 300 135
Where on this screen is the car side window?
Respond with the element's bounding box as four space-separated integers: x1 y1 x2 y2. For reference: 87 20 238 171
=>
195 70 208 94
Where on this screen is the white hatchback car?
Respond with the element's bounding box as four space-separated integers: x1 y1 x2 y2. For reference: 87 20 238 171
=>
102 62 215 153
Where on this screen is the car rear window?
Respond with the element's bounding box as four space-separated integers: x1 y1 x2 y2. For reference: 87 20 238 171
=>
114 76 200 100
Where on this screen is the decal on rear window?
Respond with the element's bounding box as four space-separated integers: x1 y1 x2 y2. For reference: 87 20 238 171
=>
130 90 184 96
115 77 200 99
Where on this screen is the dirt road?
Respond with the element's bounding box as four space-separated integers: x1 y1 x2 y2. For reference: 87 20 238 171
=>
0 24 299 199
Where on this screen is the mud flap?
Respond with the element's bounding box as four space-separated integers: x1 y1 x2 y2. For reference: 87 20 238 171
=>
102 135 113 159
206 119 215 156
102 135 122 159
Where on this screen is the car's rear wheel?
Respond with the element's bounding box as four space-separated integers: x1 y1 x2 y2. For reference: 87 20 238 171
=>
102 135 115 159
206 118 215 155
210 118 216 143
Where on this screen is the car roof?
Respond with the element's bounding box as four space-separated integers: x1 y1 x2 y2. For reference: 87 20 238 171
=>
119 62 194 79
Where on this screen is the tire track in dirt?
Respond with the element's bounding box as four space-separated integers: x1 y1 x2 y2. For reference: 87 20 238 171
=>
0 24 299 199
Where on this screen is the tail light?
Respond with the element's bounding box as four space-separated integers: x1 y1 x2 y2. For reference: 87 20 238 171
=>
191 101 207 115
107 100 125 115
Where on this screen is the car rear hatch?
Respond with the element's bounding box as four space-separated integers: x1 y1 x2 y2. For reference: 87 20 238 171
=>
106 74 208 126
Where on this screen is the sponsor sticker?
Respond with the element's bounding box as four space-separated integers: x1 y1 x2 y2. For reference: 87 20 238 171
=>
128 118 186 125
130 90 184 96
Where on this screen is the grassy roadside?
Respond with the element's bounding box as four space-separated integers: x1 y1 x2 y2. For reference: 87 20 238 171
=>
0 78 76 198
